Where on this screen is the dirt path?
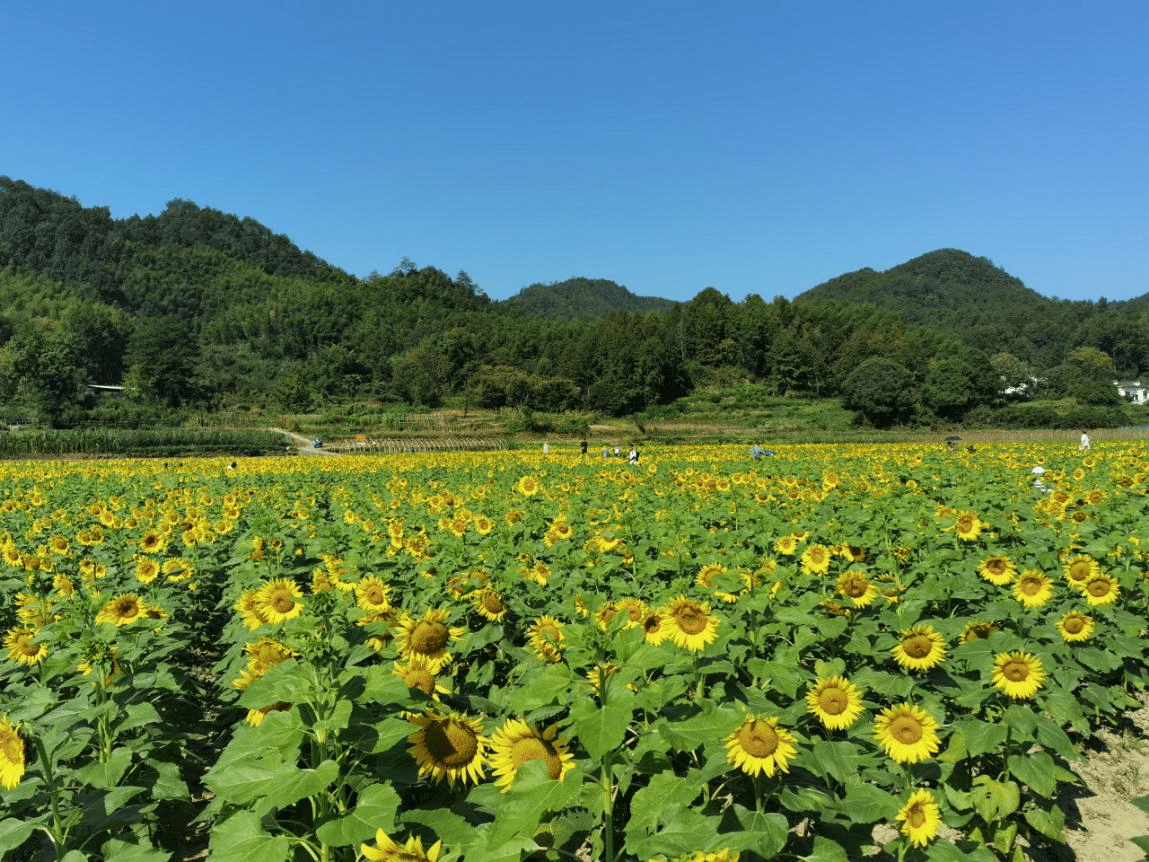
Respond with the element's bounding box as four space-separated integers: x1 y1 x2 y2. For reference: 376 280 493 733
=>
268 427 338 455
1061 698 1149 862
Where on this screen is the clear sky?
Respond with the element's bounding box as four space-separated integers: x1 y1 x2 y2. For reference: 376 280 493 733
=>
3 2 1146 303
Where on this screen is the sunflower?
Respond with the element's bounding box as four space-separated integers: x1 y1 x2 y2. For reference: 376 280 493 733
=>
0 715 25 790
125 556 157 588
1012 570 1054 608
954 511 983 541
724 715 797 778
1082 574 1120 606
1063 554 1100 587
361 829 442 862
773 535 799 556
393 655 450 699
473 588 508 622
641 609 671 645
992 651 1045 699
873 703 941 764
254 578 305 623
800 543 832 576
978 555 1016 585
489 718 576 791
805 676 864 730
836 571 879 607
53 573 75 598
527 615 565 663
1058 611 1094 643
662 596 720 652
95 593 147 626
407 710 488 788
891 625 947 672
896 788 941 848
396 608 465 672
473 515 495 535
138 530 167 554
4 626 47 666
515 475 541 497
960 621 997 643
235 589 271 630
354 576 392 613
695 563 728 590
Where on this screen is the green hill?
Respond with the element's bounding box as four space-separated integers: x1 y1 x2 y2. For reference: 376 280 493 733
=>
501 277 677 320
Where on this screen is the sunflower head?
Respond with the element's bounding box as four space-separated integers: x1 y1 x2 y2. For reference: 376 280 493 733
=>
1058 611 1094 643
407 710 488 788
489 718 575 791
724 715 797 778
806 676 864 730
873 703 941 764
891 625 947 672
992 651 1045 699
897 788 941 848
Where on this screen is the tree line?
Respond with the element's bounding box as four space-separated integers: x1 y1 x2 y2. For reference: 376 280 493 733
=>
1 177 1146 428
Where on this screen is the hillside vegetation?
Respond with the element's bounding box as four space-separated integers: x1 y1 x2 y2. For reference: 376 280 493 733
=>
1 176 1147 434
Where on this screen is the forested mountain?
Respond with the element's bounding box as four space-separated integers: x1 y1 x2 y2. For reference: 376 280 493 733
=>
1 176 1147 428
502 277 677 320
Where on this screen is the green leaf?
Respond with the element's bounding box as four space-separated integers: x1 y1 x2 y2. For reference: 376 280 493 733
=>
1002 705 1036 741
840 781 898 822
808 740 865 783
805 835 850 862
971 775 1021 821
625 809 725 858
1131 794 1149 814
0 819 36 854
951 719 1008 757
654 705 739 751
627 769 705 834
316 782 402 847
208 811 292 862
481 761 584 851
204 758 340 812
98 837 171 862
1006 752 1058 798
118 701 162 734
569 691 636 760
1023 802 1065 842
75 746 134 789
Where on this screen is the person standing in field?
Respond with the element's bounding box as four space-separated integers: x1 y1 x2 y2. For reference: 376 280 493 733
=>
1079 431 1091 451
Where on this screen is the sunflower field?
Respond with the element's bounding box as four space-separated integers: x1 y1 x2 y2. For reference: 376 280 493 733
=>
0 442 1146 862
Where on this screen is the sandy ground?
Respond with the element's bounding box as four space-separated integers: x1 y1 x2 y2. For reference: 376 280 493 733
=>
1061 698 1149 862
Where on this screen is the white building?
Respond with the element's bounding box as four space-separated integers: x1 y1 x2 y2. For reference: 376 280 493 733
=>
1114 380 1149 404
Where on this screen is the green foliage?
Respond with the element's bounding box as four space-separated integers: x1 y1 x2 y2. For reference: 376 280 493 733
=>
842 357 917 428
503 277 676 321
4 176 1149 428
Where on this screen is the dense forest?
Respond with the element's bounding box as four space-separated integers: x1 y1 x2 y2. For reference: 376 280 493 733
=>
1 175 1147 428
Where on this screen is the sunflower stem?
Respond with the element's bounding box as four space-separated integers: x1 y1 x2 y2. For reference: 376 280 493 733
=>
601 746 615 862
31 735 68 861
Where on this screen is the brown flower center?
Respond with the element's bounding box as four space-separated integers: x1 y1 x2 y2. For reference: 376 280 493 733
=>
1087 579 1111 597
509 735 562 778
902 634 934 659
889 715 923 744
736 720 779 758
1063 615 1086 634
673 605 708 635
818 687 848 715
410 621 449 654
424 718 478 767
1002 660 1030 681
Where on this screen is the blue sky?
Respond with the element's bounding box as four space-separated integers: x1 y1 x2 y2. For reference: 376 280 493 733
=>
4 2 1146 303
